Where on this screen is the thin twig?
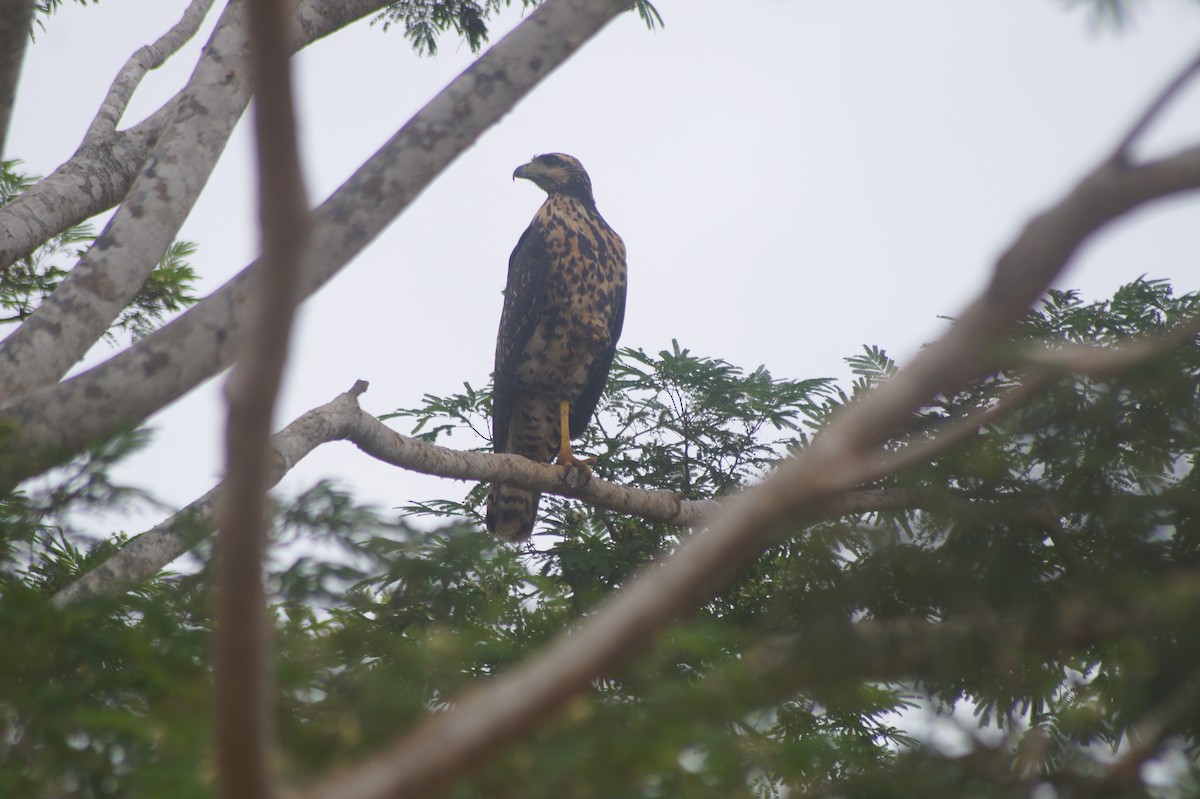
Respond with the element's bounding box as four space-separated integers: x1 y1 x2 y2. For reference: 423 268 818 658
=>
1112 45 1200 163
82 0 214 142
869 374 1052 480
213 0 308 795
1021 308 1200 376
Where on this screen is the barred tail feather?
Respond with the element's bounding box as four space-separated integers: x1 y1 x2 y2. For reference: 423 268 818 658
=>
486 484 541 541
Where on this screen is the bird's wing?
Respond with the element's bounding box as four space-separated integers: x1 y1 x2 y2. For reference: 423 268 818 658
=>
568 251 627 439
492 219 550 453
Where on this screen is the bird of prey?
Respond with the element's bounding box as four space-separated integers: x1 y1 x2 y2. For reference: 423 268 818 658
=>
485 153 628 541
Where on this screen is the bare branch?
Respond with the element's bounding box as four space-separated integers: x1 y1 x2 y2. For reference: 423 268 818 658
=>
0 0 392 274
0 0 255 396
0 0 35 159
82 0 215 143
877 373 1052 478
1020 307 1200 376
344 408 720 525
63 381 1028 607
0 0 296 397
33 287 1200 609
297 66 1200 799
0 0 637 492
50 383 369 608
1113 47 1200 163
0 104 172 267
212 0 309 794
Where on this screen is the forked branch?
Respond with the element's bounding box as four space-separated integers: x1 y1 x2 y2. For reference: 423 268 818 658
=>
0 0 393 272
82 0 215 142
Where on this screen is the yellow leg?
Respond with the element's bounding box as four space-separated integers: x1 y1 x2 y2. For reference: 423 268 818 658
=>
555 399 594 473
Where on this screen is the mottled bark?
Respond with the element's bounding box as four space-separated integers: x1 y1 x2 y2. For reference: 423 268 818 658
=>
0 0 248 397
85 0 215 143
0 0 391 272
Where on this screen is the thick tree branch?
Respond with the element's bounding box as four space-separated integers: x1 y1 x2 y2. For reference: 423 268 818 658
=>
39 286 1200 609
0 0 636 492
0 0 259 397
83 0 214 143
61 381 1023 607
50 383 369 608
0 105 171 266
43 273 1200 609
47 375 1171 609
0 0 392 274
298 52 1200 799
0 0 298 397
213 0 308 794
0 0 35 159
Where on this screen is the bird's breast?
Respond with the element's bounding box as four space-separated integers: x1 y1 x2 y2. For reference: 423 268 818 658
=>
513 201 626 397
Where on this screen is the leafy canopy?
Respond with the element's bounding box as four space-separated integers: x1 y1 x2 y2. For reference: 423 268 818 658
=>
6 278 1200 796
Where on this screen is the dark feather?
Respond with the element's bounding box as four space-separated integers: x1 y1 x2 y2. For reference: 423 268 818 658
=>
491 220 550 454
569 282 625 438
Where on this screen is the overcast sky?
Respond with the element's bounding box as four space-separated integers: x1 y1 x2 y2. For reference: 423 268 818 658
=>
7 0 1200 534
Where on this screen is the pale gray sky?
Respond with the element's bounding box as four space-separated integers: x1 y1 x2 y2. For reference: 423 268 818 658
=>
7 0 1200 531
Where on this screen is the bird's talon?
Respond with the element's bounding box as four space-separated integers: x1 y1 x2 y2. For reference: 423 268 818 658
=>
555 451 595 474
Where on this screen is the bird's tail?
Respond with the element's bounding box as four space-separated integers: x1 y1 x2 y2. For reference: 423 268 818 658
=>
486 485 540 541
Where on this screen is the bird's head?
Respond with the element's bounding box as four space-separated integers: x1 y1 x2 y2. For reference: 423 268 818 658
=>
513 153 594 204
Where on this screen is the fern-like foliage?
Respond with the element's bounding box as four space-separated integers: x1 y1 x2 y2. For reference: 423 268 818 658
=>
8 278 1200 796
0 161 199 343
373 0 664 56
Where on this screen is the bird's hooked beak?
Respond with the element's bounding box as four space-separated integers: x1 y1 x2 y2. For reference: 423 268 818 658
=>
512 163 532 182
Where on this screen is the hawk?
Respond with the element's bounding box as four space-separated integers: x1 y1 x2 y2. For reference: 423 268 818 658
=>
485 153 628 540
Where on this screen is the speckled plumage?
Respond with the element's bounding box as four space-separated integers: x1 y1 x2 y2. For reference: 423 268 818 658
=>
486 154 627 541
